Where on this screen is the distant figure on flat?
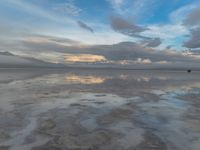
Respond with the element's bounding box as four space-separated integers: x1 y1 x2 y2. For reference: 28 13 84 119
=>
187 69 191 73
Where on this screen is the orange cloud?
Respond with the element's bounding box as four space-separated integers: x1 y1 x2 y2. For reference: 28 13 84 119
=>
64 54 106 63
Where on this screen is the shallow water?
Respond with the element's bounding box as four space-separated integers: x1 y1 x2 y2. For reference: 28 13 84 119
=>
0 69 200 150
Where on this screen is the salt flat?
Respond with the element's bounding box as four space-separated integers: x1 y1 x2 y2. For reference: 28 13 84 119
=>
0 69 200 150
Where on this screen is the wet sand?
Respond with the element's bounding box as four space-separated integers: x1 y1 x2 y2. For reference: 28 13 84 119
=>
0 69 200 150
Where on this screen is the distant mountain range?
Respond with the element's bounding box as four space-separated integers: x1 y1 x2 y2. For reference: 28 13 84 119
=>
0 52 63 68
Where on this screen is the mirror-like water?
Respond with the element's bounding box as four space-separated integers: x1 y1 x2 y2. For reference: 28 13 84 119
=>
0 69 200 150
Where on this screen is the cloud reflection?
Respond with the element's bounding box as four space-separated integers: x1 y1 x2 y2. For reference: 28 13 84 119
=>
65 74 106 84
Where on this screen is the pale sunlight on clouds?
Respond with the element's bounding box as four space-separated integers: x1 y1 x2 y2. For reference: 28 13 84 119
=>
64 54 107 63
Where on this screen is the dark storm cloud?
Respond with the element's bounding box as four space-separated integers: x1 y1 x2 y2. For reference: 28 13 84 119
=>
183 6 200 26
190 49 200 54
110 16 147 37
110 16 162 47
183 27 200 48
183 5 200 49
77 21 94 33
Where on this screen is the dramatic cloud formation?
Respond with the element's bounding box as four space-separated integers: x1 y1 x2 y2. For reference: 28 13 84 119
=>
183 6 200 26
110 16 162 47
183 27 200 48
110 16 147 38
77 21 94 33
170 4 196 23
0 0 200 68
183 5 200 49
18 35 199 64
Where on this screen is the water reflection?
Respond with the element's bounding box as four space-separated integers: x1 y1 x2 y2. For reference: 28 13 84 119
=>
1 69 200 97
1 69 200 150
65 74 105 84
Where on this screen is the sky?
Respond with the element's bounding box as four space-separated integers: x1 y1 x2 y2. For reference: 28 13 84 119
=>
0 0 200 68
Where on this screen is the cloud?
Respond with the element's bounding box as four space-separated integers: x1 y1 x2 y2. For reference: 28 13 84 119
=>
26 35 82 46
53 2 81 16
182 5 200 49
183 27 200 48
109 0 125 6
183 5 200 26
110 16 147 38
144 24 188 39
170 4 196 23
1 33 200 68
142 38 162 47
19 35 199 65
77 21 94 33
142 24 189 49
64 54 106 63
166 45 172 49
110 16 162 47
108 0 161 22
4 0 74 24
135 58 152 64
107 0 125 10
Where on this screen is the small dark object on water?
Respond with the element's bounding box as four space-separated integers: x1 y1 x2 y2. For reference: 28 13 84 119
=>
187 69 191 73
